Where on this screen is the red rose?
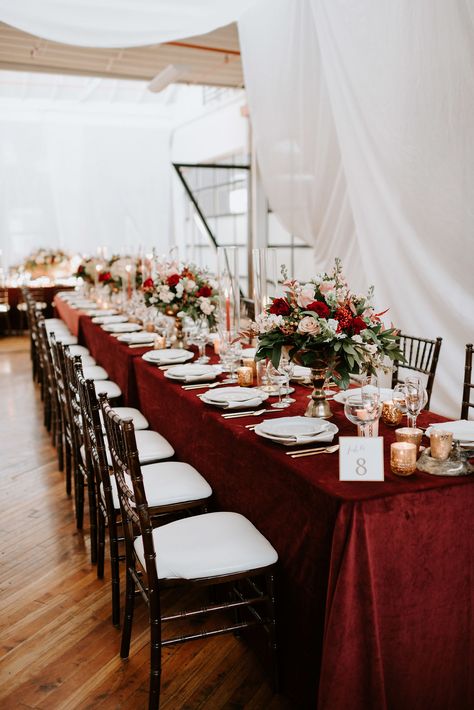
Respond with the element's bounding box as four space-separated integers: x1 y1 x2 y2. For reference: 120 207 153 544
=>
334 306 352 332
167 273 180 287
143 278 154 289
269 298 291 316
98 271 111 283
351 316 367 335
196 285 212 298
306 300 330 318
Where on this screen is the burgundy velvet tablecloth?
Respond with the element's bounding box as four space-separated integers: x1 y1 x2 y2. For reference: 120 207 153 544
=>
130 357 474 710
54 296 84 336
78 315 148 407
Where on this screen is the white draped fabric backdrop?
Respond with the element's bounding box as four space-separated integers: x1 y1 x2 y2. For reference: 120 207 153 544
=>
1 0 473 417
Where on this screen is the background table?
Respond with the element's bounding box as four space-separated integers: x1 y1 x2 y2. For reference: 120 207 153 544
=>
77 312 474 710
1 285 74 333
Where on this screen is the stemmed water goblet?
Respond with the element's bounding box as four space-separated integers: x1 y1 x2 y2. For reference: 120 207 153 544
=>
403 376 427 429
279 354 295 404
194 319 210 364
344 391 381 436
267 364 290 409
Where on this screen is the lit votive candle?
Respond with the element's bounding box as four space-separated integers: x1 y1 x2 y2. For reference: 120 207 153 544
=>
430 430 453 461
381 400 404 427
237 366 253 387
153 335 166 350
395 427 423 456
390 442 417 476
144 323 155 333
242 357 257 377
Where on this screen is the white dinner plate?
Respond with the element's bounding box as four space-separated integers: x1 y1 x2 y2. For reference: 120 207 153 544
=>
142 349 194 365
254 419 338 446
92 315 129 324
102 322 143 333
204 386 268 404
333 387 394 404
87 309 119 317
117 332 156 344
164 364 219 383
426 420 474 446
260 416 328 438
291 365 311 380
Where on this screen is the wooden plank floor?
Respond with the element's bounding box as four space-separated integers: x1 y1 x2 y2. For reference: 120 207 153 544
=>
0 338 292 710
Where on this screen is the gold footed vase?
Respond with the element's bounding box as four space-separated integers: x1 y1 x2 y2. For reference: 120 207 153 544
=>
165 306 186 349
305 365 333 419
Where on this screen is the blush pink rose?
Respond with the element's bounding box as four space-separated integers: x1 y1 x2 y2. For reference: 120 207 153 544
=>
297 316 321 336
319 280 335 295
297 285 316 308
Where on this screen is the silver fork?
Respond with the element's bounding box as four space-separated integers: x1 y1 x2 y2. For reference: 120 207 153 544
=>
222 408 281 419
182 380 234 390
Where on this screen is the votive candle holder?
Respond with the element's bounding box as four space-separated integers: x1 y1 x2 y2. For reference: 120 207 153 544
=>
390 442 417 476
429 430 453 461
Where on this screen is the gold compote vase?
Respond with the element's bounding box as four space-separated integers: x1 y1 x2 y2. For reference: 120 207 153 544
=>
165 304 186 349
293 350 337 419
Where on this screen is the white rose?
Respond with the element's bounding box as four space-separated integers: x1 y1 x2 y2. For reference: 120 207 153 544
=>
199 298 214 315
297 316 321 336
297 285 316 308
175 282 184 298
158 285 174 303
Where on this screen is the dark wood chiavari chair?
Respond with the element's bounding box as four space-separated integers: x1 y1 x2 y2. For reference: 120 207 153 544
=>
461 343 474 419
100 396 279 709
75 369 212 627
391 334 442 409
64 351 98 553
49 334 73 495
37 318 60 445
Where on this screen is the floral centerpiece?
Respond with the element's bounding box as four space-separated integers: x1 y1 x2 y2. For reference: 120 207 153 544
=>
74 255 143 291
23 248 71 279
142 262 219 327
247 259 403 417
73 257 100 284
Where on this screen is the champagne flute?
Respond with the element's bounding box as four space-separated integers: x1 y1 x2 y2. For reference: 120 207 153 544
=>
403 376 426 429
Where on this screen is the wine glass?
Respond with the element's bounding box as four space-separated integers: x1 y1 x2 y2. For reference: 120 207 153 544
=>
267 364 290 409
194 319 210 364
279 354 295 404
344 392 381 436
220 336 241 382
403 376 427 429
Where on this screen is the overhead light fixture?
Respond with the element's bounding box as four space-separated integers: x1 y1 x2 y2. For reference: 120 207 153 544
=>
148 64 190 93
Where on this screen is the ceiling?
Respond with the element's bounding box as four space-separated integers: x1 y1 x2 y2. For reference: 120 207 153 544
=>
0 21 243 88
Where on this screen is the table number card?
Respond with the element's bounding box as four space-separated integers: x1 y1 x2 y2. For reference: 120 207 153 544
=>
339 437 384 482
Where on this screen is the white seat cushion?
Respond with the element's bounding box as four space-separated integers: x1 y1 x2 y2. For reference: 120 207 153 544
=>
104 461 212 510
81 428 173 468
82 365 108 381
134 512 278 581
68 345 90 357
99 407 148 431
44 318 65 326
94 380 122 400
51 333 78 345
79 354 97 367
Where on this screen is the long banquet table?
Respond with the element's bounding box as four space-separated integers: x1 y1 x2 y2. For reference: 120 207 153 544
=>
71 304 474 710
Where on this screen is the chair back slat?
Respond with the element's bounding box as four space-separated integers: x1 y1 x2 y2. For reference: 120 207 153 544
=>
392 334 442 409
461 343 474 419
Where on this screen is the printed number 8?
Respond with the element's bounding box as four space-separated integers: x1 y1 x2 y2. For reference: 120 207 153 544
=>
356 457 367 476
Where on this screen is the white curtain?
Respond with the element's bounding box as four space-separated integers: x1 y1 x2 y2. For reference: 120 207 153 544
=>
0 0 257 48
0 108 172 265
239 0 474 418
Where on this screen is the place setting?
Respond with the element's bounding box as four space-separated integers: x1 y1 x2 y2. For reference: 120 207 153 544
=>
141 347 195 366
251 416 339 451
164 363 222 384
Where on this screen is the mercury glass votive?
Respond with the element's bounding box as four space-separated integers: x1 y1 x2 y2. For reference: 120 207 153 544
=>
381 400 404 427
237 366 253 387
153 335 167 350
395 427 423 455
242 357 257 377
429 430 453 461
390 442 417 476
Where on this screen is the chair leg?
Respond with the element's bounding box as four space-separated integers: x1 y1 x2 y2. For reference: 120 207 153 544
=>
65 440 72 495
75 464 84 530
266 573 279 693
57 419 64 472
120 567 136 655
149 607 162 710
87 476 98 565
97 509 106 579
110 515 121 627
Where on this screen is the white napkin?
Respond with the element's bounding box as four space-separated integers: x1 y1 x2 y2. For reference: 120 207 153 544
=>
221 397 264 410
